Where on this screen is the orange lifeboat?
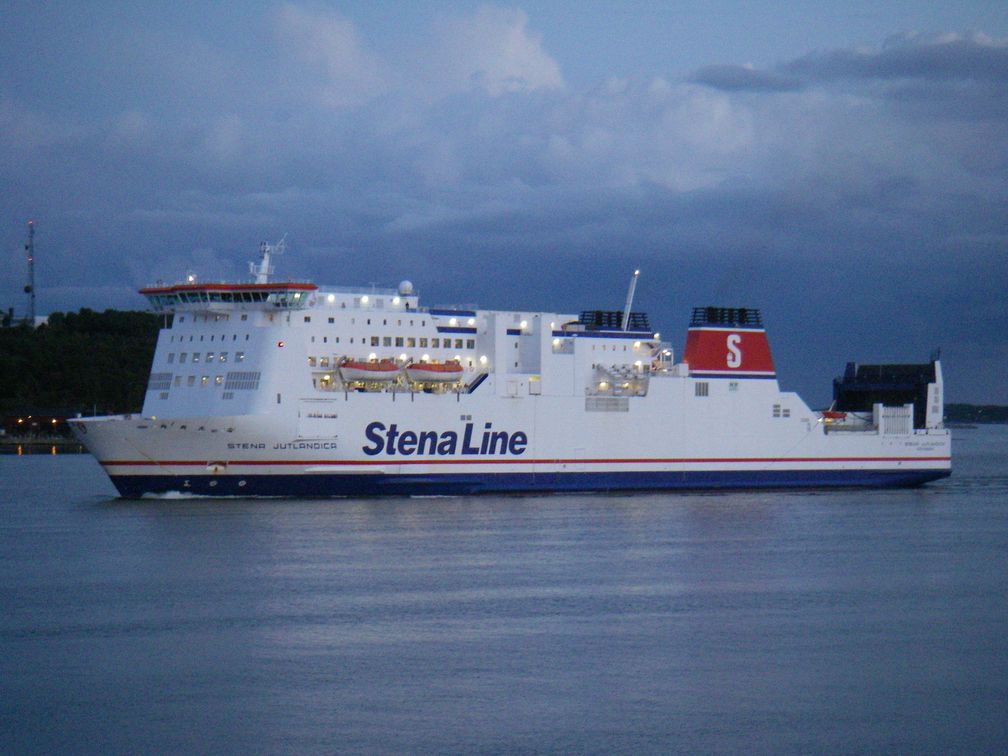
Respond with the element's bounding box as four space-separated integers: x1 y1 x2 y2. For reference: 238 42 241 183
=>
339 358 401 382
405 360 464 383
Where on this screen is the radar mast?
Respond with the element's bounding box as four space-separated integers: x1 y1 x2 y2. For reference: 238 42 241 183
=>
250 235 286 284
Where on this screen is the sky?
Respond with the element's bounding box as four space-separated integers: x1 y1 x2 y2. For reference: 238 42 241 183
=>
2 1 1007 405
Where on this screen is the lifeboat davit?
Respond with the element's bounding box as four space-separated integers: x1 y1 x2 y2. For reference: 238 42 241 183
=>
405 360 464 383
339 358 401 382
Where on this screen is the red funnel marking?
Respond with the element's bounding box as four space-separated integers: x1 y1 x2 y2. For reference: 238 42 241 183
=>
682 327 775 377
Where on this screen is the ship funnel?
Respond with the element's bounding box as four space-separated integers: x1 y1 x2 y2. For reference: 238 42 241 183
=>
681 306 776 379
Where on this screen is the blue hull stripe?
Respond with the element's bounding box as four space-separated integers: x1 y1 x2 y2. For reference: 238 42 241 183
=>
109 468 950 498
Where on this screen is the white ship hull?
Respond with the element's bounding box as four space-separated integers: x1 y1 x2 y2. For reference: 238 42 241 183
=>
74 377 950 497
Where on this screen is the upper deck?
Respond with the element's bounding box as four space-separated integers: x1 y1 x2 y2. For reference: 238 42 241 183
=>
140 281 319 312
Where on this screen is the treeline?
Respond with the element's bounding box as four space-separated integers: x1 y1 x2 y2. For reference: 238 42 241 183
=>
0 309 164 416
944 404 1008 424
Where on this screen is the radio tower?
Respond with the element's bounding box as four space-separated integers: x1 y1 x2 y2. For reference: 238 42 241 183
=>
24 220 35 325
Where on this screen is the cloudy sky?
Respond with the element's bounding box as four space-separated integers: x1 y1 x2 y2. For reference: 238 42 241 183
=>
2 1 1007 404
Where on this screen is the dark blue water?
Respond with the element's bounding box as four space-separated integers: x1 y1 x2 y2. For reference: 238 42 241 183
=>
2 428 1007 753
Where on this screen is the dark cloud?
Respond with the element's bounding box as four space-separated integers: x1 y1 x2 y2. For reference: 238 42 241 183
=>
689 64 802 92
784 33 1008 83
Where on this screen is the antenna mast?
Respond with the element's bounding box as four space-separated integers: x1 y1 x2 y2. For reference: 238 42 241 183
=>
250 235 286 284
622 268 639 331
24 220 35 325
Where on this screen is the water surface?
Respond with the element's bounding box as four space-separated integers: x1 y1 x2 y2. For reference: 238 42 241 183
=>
2 427 1006 752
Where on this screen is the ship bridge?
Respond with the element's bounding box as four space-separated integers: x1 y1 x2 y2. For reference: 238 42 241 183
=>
139 281 318 313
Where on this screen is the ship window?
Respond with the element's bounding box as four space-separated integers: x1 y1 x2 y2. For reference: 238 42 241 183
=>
455 339 463 349
466 339 475 349
236 352 245 362
167 353 175 363
311 336 315 343
232 334 237 341
215 375 223 385
406 337 416 348
432 338 440 348
206 352 214 362
220 353 227 362
419 338 428 348
241 314 247 321
187 376 195 386
341 303 345 309
323 336 327 343
320 357 329 367
383 336 392 347
174 376 181 387
192 353 200 363
304 316 311 322
367 319 371 325
395 337 404 347
384 319 388 326
245 334 249 340
328 317 334 324
201 376 209 386
179 316 185 323
308 356 317 367
782 408 790 418
695 382 709 397
772 404 781 417
729 381 738 392
180 353 188 363
371 336 379 346
335 337 339 344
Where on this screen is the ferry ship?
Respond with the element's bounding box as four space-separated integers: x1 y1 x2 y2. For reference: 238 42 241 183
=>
71 241 951 497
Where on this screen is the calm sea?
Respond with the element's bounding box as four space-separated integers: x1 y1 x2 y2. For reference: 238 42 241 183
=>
2 427 1006 753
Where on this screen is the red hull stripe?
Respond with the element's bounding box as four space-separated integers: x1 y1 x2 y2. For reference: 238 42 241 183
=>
101 456 952 468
